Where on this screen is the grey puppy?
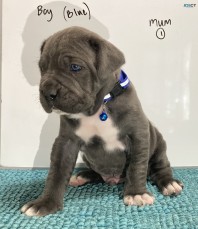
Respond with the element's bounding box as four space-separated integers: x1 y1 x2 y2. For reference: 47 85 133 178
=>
21 26 183 216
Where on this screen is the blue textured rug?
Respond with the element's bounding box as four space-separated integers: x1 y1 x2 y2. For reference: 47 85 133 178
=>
0 168 198 229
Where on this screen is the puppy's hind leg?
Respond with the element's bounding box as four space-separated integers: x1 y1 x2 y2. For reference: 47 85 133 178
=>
69 169 103 187
149 139 183 196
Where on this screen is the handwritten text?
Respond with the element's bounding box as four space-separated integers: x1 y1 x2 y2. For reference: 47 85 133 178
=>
149 19 172 40
37 2 91 22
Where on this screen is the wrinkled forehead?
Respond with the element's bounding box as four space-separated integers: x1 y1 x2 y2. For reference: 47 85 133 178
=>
42 31 95 60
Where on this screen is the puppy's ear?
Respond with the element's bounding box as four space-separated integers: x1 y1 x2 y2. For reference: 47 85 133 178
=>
89 38 125 76
40 40 46 54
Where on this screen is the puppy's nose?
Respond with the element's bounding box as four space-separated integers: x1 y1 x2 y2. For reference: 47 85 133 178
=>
49 92 58 101
40 78 61 101
45 89 58 101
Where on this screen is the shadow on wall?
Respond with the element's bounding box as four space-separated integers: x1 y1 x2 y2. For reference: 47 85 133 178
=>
21 1 109 168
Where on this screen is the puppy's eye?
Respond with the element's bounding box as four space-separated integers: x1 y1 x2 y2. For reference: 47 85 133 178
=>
70 64 82 72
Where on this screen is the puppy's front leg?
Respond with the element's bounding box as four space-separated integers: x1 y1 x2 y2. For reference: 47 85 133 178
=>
21 137 80 216
124 131 154 206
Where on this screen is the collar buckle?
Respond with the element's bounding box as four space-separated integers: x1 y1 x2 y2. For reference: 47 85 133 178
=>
110 82 125 98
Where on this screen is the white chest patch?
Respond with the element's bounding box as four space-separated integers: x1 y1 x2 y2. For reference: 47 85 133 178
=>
75 108 125 152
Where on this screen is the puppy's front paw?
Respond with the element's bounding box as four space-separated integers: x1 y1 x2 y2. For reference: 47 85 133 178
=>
124 193 155 206
21 197 62 217
162 181 183 196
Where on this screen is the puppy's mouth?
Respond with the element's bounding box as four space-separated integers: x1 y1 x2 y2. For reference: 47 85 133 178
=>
39 85 94 116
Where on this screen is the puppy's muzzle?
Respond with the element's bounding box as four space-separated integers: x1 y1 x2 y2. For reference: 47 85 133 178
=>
40 79 61 102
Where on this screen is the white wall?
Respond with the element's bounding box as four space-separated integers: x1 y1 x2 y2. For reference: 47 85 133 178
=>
1 0 198 167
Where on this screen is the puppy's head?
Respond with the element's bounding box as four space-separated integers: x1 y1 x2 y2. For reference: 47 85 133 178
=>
39 26 125 115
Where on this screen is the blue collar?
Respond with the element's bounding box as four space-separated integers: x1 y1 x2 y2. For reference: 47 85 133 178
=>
99 70 130 121
103 70 130 103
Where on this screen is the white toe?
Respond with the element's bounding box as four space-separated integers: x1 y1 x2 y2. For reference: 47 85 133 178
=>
124 195 134 205
124 193 155 206
134 195 144 205
21 204 29 213
172 181 183 194
23 207 38 216
162 181 183 196
142 193 155 204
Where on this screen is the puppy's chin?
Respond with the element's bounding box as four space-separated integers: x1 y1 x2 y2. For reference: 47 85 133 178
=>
52 108 84 119
52 108 67 115
40 99 53 114
44 107 53 113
